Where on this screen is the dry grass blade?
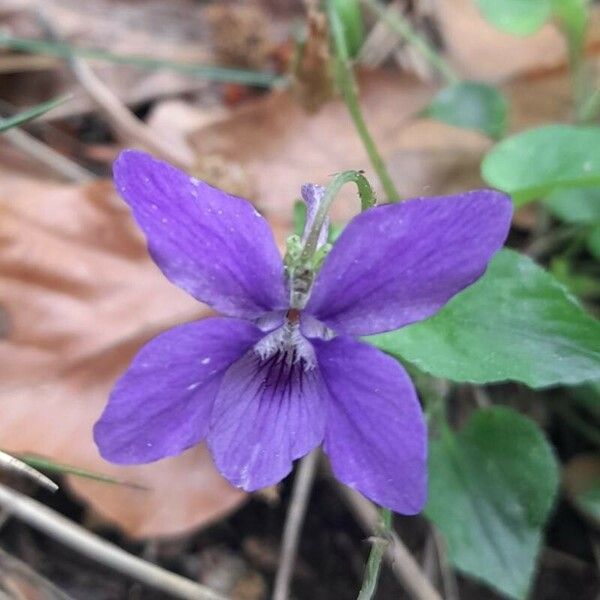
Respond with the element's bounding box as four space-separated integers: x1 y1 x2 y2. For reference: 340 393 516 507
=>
0 483 230 600
0 450 58 492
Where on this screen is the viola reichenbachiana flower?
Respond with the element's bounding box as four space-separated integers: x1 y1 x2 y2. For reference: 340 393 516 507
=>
94 150 512 514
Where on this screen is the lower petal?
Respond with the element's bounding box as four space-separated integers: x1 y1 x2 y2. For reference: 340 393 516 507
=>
208 348 325 491
314 336 427 514
94 318 263 464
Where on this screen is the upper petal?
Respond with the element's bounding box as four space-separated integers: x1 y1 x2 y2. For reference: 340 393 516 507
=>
208 346 325 491
314 336 427 514
305 190 512 335
94 317 263 464
114 150 288 319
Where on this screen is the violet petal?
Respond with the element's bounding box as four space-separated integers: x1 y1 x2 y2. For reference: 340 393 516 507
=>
314 336 427 514
305 190 512 335
114 150 288 319
94 318 263 464
301 183 329 248
208 348 325 491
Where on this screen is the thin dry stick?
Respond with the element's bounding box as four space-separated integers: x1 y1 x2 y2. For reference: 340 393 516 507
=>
2 127 94 183
432 528 459 600
0 449 58 493
272 449 320 600
0 483 229 600
69 58 195 169
338 485 442 600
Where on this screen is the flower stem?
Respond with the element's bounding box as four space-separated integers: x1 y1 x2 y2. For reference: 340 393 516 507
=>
360 0 460 86
356 507 392 600
327 0 401 202
272 449 320 600
301 169 375 263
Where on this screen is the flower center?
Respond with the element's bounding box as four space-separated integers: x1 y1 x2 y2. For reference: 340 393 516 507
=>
254 315 316 371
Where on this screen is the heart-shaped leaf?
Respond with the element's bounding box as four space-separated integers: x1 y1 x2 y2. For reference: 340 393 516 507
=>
426 407 559 599
369 249 600 387
482 125 600 205
425 81 508 139
475 0 552 36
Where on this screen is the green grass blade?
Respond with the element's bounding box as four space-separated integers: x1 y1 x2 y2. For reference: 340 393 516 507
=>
0 94 71 132
0 35 286 88
16 454 148 490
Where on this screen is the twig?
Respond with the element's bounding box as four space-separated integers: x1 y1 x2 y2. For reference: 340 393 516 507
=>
0 450 58 493
2 127 95 183
421 532 438 583
360 0 460 86
272 449 320 600
0 547 72 600
36 10 195 169
69 58 195 168
432 528 459 600
0 483 229 600
337 485 442 600
358 0 402 68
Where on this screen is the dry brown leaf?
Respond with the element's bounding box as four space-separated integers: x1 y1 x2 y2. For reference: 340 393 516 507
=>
0 179 261 538
435 0 600 81
188 66 588 224
190 70 446 220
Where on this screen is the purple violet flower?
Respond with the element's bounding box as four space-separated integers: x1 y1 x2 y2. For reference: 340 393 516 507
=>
94 150 512 515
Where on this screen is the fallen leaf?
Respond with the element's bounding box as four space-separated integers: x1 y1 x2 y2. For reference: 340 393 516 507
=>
435 0 600 81
0 179 263 538
189 70 441 219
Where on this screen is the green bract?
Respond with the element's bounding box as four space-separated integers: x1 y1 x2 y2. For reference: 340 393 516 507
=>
424 81 508 139
426 407 559 600
369 249 600 387
481 125 600 205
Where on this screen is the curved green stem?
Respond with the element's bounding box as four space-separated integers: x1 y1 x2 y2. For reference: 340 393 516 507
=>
357 507 392 600
328 1 401 202
301 169 375 262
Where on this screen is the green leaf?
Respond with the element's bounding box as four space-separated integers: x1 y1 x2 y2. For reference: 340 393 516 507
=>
481 125 600 205
369 249 600 387
550 257 600 298
424 81 508 139
426 407 559 599
569 381 600 419
0 95 71 132
586 224 600 260
475 0 552 36
545 187 600 224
